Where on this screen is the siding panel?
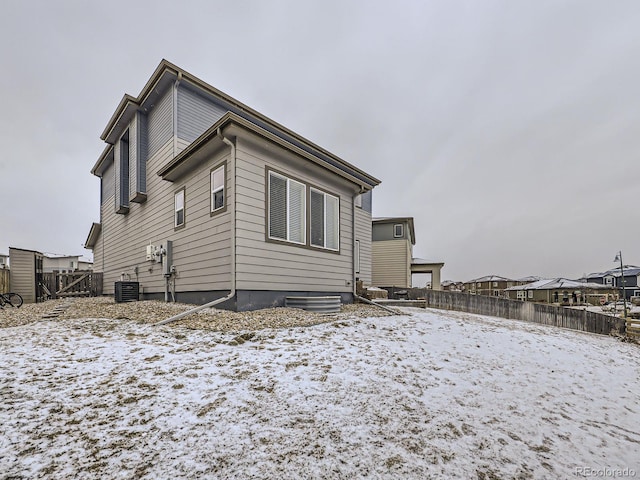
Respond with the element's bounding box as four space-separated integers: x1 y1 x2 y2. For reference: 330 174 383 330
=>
372 240 409 287
98 137 232 296
234 137 355 293
8 249 36 303
177 84 227 143
147 86 173 159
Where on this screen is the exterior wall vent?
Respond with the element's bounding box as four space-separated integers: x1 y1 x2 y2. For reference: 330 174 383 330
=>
285 295 341 313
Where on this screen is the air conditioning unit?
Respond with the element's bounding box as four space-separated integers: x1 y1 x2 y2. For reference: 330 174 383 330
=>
115 281 139 303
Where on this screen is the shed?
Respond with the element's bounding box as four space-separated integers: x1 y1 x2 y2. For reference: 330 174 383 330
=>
9 247 45 303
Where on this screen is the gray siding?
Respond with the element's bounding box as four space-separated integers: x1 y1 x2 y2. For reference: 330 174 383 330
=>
147 86 174 159
373 221 408 242
234 135 355 293
99 137 232 296
128 117 138 201
177 84 227 143
355 208 372 284
361 190 372 213
9 248 36 303
137 113 148 193
101 160 114 206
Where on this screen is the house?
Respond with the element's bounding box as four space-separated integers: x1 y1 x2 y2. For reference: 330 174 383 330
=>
505 278 616 305
371 217 444 290
516 275 542 285
0 253 8 269
85 60 380 311
463 275 516 297
8 247 45 304
441 280 464 291
582 266 640 301
43 253 93 273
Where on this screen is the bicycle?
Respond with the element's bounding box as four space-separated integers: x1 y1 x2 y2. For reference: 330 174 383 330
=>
0 292 23 308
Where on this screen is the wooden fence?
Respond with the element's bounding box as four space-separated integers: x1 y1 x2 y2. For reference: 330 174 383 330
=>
422 290 626 336
41 272 103 299
0 268 8 294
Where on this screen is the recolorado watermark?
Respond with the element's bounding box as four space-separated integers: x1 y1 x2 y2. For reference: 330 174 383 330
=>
575 467 637 478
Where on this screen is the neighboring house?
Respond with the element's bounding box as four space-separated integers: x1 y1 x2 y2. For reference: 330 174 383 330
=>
441 280 463 291
86 60 380 310
371 217 444 290
0 253 8 269
463 275 516 297
9 247 45 304
43 253 93 273
516 276 542 286
505 278 616 305
582 266 640 301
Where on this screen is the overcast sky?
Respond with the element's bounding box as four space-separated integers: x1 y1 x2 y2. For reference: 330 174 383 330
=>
1 0 638 281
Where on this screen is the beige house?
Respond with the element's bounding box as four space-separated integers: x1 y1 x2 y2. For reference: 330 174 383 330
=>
42 253 93 273
505 278 616 305
463 275 516 297
86 60 380 310
371 217 443 289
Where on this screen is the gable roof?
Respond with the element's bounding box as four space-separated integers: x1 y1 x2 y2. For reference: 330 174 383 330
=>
466 275 513 283
92 59 380 190
506 278 612 291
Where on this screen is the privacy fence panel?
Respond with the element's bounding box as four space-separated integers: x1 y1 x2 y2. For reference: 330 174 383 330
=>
423 290 625 336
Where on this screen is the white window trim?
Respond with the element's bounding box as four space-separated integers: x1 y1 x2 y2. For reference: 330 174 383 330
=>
174 189 185 228
268 171 306 245
310 187 340 251
210 164 225 213
394 224 404 238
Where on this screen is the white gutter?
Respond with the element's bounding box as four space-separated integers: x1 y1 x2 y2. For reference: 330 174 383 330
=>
155 128 237 326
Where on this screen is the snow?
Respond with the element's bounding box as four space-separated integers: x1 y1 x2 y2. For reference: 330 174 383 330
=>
1 308 640 478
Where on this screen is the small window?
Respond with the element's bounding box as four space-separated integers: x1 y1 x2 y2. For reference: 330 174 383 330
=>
394 224 404 238
211 164 225 214
175 188 185 229
493 281 498 287
310 188 339 250
268 171 306 244
355 240 360 274
528 290 533 298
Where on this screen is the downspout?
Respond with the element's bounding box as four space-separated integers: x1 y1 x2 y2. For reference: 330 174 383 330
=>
155 128 236 326
352 186 365 301
351 186 396 316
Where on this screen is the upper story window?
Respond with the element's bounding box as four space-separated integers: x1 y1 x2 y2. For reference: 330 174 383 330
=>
211 163 226 215
174 188 185 229
310 188 340 251
268 171 306 244
394 224 404 238
605 276 614 286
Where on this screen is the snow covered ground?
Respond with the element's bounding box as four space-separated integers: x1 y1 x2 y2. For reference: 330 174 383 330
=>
1 308 639 479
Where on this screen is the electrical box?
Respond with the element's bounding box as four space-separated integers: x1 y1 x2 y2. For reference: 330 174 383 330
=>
162 240 173 276
146 245 156 261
